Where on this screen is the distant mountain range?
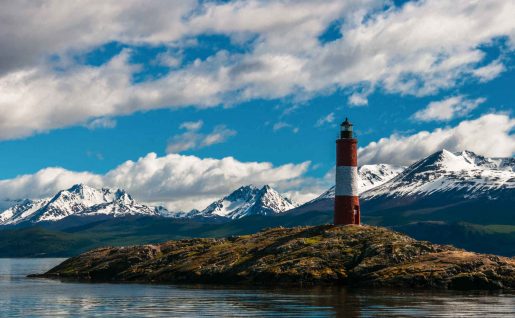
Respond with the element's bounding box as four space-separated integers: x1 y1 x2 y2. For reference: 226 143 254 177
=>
0 149 513 257
0 162 403 225
0 184 299 226
0 184 162 226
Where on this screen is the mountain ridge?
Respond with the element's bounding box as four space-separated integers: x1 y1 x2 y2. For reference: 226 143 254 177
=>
363 149 514 200
297 149 514 214
0 184 160 225
1 150 513 228
188 185 297 219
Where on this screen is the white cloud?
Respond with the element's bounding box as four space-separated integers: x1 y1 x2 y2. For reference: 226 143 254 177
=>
473 60 506 82
0 50 228 140
85 117 117 130
315 112 335 127
313 0 515 96
165 132 199 153
154 51 182 68
179 120 203 131
284 188 324 205
273 122 299 133
412 96 486 122
200 125 237 146
348 93 368 106
166 123 236 153
359 114 515 165
0 0 197 76
0 168 103 201
0 153 310 211
1 1 515 140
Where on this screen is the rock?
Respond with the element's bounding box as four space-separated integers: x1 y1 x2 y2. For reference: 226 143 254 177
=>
30 225 515 290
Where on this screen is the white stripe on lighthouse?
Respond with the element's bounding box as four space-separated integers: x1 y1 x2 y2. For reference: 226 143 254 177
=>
335 166 359 196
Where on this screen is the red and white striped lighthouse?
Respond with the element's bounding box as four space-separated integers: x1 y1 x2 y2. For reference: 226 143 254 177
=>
334 117 360 225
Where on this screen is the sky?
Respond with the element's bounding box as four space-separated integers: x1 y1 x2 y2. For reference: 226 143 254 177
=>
0 0 514 211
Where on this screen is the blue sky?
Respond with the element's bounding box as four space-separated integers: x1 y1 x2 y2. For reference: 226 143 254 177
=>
0 0 514 210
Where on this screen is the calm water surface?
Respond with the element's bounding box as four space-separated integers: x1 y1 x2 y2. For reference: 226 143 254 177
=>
0 258 513 317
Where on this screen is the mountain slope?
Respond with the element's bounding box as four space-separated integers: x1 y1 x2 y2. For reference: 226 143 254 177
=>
362 150 514 201
189 185 297 219
289 150 514 226
0 184 161 225
359 150 515 226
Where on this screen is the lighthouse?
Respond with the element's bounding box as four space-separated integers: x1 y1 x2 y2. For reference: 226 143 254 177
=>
334 118 360 225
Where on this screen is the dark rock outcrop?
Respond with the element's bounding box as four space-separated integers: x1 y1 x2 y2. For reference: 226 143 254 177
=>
31 225 515 290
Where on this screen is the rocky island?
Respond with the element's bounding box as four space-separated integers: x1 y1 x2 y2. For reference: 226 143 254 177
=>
32 225 515 290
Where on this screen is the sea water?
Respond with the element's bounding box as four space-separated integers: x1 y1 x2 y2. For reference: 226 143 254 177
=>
0 258 513 317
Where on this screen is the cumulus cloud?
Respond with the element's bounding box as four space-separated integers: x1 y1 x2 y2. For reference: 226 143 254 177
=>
0 153 310 211
284 186 326 205
1 1 515 139
412 96 486 122
359 114 515 165
348 93 368 106
0 168 102 201
166 122 236 153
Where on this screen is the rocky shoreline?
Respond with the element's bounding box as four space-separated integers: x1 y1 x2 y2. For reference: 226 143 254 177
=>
30 225 515 290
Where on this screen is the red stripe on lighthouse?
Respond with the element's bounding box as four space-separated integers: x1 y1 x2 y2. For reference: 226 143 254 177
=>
336 140 357 166
334 119 360 225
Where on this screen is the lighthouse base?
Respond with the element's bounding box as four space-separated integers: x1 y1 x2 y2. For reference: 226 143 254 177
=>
334 196 360 225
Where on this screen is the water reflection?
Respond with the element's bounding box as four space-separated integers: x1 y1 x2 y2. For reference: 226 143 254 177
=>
0 259 513 317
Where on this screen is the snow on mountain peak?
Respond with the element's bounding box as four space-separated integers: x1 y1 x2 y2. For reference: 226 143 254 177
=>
0 184 161 225
255 185 297 213
311 150 513 203
191 185 297 219
362 150 515 199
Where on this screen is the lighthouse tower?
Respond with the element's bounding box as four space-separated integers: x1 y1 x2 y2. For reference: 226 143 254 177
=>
334 118 360 225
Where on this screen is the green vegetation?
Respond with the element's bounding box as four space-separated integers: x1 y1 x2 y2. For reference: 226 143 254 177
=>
393 222 515 256
0 227 95 257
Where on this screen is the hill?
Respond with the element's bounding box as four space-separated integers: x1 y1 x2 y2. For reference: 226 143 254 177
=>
31 225 515 290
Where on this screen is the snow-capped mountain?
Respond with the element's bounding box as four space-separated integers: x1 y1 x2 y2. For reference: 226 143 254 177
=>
290 150 514 219
189 185 297 219
354 149 515 226
2 150 512 226
362 150 514 200
0 184 161 225
311 164 404 201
